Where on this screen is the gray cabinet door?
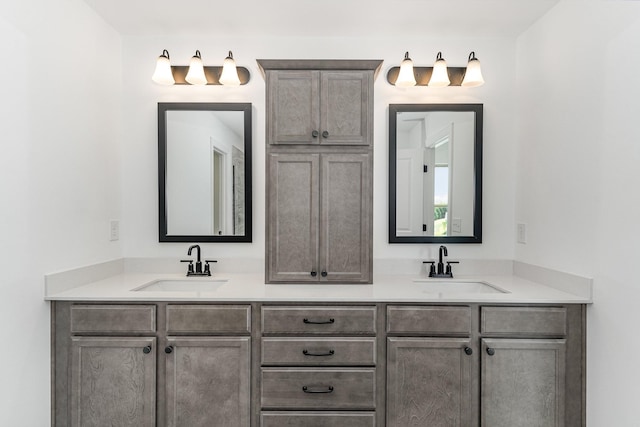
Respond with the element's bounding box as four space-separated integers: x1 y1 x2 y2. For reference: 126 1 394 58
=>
387 338 474 427
320 71 371 146
70 336 156 427
268 70 371 146
481 338 566 427
320 153 371 282
267 152 371 283
267 152 320 282
268 70 320 144
165 337 251 427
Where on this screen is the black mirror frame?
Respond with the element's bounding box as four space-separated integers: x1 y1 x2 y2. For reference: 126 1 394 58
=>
388 103 483 244
158 102 252 243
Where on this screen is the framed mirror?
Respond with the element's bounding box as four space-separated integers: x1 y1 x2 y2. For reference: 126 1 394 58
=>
389 104 482 243
158 102 252 242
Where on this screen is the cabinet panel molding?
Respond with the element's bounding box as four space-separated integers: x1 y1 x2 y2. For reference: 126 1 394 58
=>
261 367 376 410
481 338 566 427
166 304 251 334
481 306 567 336
70 336 156 427
387 337 474 427
262 306 376 335
165 336 251 427
70 304 156 334
387 305 472 335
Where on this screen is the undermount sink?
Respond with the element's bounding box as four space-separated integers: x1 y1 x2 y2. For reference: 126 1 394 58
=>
133 279 228 292
412 280 507 294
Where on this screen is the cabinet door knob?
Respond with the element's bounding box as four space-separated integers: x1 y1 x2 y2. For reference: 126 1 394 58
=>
321 130 329 138
142 345 152 354
321 270 328 277
165 346 174 354
310 271 317 277
312 130 319 138
464 346 473 355
486 347 495 356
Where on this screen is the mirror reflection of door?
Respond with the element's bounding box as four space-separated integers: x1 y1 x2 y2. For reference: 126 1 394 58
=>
211 146 226 235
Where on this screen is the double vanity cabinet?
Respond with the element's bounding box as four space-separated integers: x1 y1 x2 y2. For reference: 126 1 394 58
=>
51 300 585 426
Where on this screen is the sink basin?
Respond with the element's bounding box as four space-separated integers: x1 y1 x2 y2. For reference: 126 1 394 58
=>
133 279 228 292
412 280 507 294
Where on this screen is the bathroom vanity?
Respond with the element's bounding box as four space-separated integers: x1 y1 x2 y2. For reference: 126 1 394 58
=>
48 269 588 426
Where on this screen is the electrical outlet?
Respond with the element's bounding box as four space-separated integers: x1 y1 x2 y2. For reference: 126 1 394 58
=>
517 223 527 244
110 220 119 241
452 218 462 233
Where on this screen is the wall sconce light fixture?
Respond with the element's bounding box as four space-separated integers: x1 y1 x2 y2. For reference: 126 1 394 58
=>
395 52 417 87
387 51 484 87
152 50 175 85
429 52 451 87
461 52 485 87
151 49 251 86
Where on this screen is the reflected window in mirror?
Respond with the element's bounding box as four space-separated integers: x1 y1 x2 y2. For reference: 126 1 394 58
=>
158 103 252 242
389 104 482 243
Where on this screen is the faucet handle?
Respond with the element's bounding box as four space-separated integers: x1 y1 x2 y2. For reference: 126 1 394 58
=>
423 261 437 277
445 261 459 276
203 260 217 276
180 259 194 275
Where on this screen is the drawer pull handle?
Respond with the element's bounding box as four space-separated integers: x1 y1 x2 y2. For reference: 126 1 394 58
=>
303 349 335 357
302 385 334 394
303 318 335 325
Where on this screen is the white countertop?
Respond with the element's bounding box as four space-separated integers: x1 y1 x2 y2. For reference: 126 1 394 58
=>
44 270 592 304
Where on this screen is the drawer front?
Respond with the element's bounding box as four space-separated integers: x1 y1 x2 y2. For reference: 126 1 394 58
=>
261 368 376 409
387 306 471 335
166 305 251 334
70 305 156 334
481 306 567 336
262 306 376 335
261 411 376 427
262 337 376 366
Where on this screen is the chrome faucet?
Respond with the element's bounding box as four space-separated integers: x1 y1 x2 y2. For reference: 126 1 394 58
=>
181 244 217 276
423 245 459 278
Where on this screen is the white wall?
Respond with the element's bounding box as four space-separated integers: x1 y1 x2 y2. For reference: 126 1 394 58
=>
0 1 122 424
515 1 640 424
121 36 518 263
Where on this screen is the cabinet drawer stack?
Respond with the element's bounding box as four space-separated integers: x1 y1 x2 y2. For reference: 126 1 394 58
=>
260 305 377 426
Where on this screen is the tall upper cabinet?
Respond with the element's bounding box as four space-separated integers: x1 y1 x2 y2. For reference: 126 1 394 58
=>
258 60 383 284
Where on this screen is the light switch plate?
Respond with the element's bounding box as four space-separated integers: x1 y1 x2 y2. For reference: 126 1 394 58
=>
517 223 527 244
110 220 120 241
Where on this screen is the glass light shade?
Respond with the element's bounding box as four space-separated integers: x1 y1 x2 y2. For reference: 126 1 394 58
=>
462 52 485 87
428 52 450 87
185 50 207 85
395 52 416 87
219 51 241 86
151 50 175 85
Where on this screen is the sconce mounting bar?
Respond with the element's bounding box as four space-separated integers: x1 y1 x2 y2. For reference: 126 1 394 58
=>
171 65 251 85
387 66 466 86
